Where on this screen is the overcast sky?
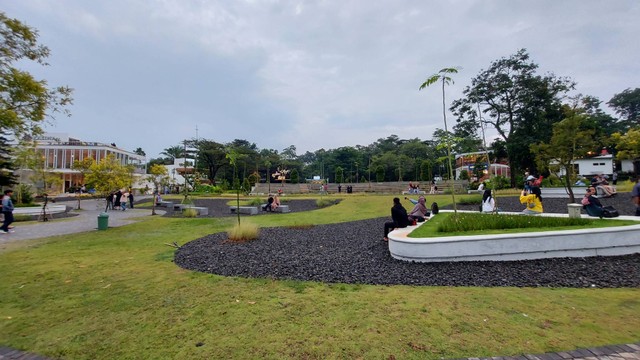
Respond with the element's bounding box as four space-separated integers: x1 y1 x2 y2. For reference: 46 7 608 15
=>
4 1 639 159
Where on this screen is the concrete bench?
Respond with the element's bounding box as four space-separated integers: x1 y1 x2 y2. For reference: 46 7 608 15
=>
157 201 174 208
181 206 209 216
229 206 259 215
261 204 291 213
402 190 426 195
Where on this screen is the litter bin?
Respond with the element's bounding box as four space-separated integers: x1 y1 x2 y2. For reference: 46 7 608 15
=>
97 212 109 230
567 203 582 219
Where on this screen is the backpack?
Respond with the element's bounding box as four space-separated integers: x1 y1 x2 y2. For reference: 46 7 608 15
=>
431 202 439 215
602 206 619 218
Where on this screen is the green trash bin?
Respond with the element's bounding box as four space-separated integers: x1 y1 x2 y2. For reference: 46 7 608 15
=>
97 212 109 230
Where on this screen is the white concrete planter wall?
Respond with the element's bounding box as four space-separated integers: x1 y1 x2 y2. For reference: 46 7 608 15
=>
388 211 640 262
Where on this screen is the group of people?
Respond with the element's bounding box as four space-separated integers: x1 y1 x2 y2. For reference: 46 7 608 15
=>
383 195 433 241
591 174 617 197
262 194 281 212
106 190 134 211
407 182 421 194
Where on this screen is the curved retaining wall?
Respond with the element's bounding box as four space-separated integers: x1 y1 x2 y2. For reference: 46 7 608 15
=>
388 211 640 262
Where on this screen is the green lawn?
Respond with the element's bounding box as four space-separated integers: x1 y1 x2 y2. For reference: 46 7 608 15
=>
0 194 638 359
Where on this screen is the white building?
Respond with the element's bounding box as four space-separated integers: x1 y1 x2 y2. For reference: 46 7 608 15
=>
22 132 146 193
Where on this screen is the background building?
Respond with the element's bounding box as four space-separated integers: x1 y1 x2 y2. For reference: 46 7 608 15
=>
19 132 146 193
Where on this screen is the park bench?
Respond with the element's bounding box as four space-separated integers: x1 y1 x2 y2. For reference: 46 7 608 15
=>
229 206 259 215
402 190 426 195
181 206 209 216
261 204 291 213
157 200 174 208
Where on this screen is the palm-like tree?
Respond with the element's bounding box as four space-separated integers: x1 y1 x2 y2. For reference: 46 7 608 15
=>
160 145 184 160
419 67 460 212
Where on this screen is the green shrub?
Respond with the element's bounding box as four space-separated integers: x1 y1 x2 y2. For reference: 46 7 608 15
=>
13 214 32 222
437 213 591 233
194 184 223 194
456 195 482 205
316 198 336 208
487 175 510 190
227 222 260 242
17 184 33 205
182 208 198 218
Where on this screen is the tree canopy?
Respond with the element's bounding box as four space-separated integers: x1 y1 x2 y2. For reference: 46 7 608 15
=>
0 12 72 185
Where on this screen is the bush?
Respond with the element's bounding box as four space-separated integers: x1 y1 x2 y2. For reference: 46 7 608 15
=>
487 175 510 190
316 198 336 208
194 184 223 194
183 208 198 218
456 195 482 205
16 184 33 205
227 222 260 242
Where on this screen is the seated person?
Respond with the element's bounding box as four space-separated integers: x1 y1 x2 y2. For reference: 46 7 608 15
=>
477 182 485 192
271 194 281 211
591 174 617 197
155 192 162 205
405 196 428 222
263 195 274 211
520 186 543 215
582 186 605 217
383 197 409 241
481 189 496 213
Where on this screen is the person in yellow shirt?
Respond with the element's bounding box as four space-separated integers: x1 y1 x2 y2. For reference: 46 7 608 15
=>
520 186 543 215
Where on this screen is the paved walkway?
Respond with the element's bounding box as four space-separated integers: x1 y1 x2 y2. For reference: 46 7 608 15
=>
0 197 163 244
0 198 638 360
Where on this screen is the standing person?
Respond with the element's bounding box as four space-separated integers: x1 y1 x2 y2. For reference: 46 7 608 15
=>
114 190 122 208
481 189 496 213
106 192 114 210
520 186 543 215
1 189 15 234
120 192 128 211
612 171 618 186
632 176 640 216
128 192 134 209
337 184 342 193
383 197 409 241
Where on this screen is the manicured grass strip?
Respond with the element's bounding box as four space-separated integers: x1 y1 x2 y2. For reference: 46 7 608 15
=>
410 212 639 238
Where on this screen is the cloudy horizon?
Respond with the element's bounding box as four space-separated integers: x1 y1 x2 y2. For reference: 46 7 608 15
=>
5 1 639 158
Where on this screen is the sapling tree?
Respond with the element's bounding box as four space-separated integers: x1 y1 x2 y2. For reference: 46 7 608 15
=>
420 67 460 212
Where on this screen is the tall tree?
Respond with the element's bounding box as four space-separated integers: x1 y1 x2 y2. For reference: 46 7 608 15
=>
420 67 460 211
0 12 72 185
0 12 73 137
608 88 640 129
531 109 595 202
160 145 184 160
0 130 16 186
193 139 228 184
134 147 146 156
451 49 573 186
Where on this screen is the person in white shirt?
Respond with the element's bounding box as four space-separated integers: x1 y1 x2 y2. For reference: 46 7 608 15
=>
481 189 496 213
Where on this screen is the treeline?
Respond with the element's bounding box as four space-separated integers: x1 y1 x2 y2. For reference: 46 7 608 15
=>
148 49 640 187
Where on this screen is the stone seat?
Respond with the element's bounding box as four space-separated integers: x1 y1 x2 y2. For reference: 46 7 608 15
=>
229 206 258 215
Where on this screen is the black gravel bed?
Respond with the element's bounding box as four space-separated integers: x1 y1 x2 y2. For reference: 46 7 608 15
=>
156 198 323 217
175 215 640 288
